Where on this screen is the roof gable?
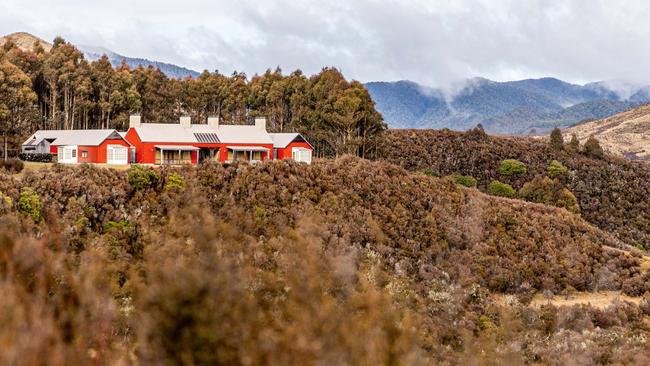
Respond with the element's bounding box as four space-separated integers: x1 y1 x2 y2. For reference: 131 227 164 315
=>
22 129 125 147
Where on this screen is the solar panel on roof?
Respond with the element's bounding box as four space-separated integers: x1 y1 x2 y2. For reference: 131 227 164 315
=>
194 133 220 143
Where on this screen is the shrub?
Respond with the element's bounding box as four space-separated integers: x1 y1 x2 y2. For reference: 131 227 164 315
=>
547 160 568 178
498 159 527 176
488 180 516 198
549 128 564 150
583 136 604 159
18 152 53 162
451 174 477 188
421 168 438 177
0 158 24 173
567 134 580 154
0 191 12 214
128 165 159 191
519 176 580 214
18 187 42 223
164 173 186 191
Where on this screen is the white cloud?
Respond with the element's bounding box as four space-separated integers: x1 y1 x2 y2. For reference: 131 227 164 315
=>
2 0 650 86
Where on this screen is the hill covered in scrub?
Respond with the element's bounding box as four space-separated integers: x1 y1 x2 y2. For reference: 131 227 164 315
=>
565 103 650 159
1 159 650 364
380 128 650 249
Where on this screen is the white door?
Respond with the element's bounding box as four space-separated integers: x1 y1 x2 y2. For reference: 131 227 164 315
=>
107 145 128 165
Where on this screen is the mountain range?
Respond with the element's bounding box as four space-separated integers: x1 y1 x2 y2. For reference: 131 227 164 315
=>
366 78 650 134
0 32 199 79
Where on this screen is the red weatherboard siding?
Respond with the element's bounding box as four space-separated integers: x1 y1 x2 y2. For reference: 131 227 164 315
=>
50 145 57 154
276 141 313 159
77 146 98 163
97 139 131 163
125 127 274 164
126 128 204 164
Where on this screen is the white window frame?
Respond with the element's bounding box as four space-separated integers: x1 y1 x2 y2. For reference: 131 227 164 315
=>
291 147 312 164
107 145 128 165
57 146 78 164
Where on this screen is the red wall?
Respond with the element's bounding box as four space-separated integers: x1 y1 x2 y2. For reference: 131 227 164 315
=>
77 146 98 163
50 145 57 154
125 128 273 164
97 139 131 163
276 141 313 160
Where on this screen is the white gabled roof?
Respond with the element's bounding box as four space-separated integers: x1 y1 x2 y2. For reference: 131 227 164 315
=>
132 123 274 144
269 133 313 148
22 129 123 147
269 133 300 148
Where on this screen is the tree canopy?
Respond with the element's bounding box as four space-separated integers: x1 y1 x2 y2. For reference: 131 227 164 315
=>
1 37 386 158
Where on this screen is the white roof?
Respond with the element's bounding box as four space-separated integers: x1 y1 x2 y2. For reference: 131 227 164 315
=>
154 145 200 151
132 123 274 144
269 133 313 148
269 133 300 148
216 125 273 144
133 123 197 143
22 129 123 147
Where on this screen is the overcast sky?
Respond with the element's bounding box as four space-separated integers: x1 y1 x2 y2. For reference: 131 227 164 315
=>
1 0 649 87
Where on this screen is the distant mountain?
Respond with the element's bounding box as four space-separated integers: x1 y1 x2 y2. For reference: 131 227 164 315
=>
564 103 650 160
366 78 650 134
78 45 200 79
1 32 199 79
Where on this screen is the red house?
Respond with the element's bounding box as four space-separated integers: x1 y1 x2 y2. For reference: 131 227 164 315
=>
21 129 132 165
125 115 313 165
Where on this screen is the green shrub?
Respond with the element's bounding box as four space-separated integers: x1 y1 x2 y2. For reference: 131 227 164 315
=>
420 168 439 177
18 187 42 222
0 191 12 213
583 136 604 159
549 128 564 150
451 174 477 188
128 165 159 191
488 180 516 198
164 173 186 191
519 176 580 214
498 159 527 176
567 134 580 154
547 160 568 178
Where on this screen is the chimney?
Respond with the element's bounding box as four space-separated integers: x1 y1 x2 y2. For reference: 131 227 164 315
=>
180 115 191 128
129 114 141 129
255 116 267 131
207 115 220 128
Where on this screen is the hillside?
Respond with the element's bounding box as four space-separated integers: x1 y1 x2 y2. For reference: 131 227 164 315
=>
0 32 199 78
564 103 650 159
1 159 649 364
366 78 647 134
380 128 650 248
0 31 52 52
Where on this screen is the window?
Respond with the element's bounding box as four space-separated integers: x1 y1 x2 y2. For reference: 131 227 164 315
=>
81 150 88 158
71 149 77 158
292 148 312 164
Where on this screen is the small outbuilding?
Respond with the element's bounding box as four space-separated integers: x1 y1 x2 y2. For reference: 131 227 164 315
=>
21 129 132 165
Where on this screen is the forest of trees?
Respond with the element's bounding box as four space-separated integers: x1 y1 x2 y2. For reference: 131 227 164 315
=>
0 36 386 159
